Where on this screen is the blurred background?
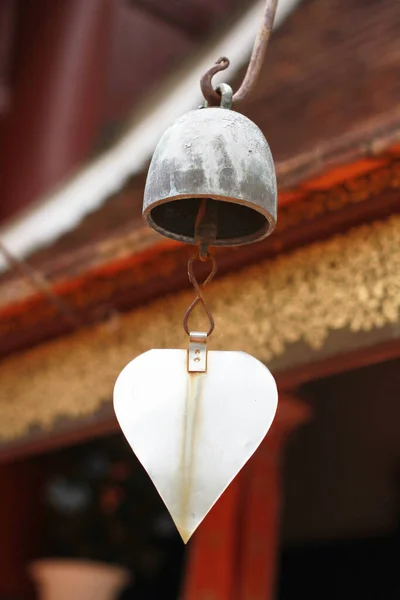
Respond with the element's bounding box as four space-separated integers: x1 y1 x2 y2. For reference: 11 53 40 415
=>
0 0 399 599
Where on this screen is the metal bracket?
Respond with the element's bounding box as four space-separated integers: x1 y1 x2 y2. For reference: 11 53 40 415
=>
188 331 208 373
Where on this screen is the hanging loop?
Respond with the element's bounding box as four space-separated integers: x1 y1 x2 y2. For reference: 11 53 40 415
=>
201 0 278 106
202 82 233 110
216 83 233 109
183 253 217 337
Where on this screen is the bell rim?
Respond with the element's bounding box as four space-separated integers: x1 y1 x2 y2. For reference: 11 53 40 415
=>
143 193 276 247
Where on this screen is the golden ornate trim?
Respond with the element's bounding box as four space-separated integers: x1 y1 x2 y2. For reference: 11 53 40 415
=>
1 160 400 341
0 215 399 442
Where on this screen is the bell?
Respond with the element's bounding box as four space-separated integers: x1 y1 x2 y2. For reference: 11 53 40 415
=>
143 106 277 246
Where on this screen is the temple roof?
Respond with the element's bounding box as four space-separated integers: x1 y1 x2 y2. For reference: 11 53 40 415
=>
0 0 400 359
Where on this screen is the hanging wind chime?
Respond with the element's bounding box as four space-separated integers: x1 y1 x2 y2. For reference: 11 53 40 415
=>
114 0 279 543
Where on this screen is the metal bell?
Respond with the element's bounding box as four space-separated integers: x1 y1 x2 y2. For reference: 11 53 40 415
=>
143 105 277 247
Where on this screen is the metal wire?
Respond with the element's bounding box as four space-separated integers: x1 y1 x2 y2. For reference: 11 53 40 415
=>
200 0 279 106
0 240 83 330
183 252 217 337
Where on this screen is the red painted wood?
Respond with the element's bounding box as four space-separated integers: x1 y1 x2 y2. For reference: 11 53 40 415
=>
105 1 191 120
0 0 15 114
180 399 310 600
237 439 281 600
237 399 310 600
0 0 113 221
181 475 242 600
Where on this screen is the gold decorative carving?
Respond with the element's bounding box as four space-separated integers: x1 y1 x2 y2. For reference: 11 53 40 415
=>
0 216 399 442
1 160 400 334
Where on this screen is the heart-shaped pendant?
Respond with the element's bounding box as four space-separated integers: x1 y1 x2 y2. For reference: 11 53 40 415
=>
114 348 278 542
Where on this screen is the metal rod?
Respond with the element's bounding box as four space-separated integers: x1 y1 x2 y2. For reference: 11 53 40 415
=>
200 0 279 106
0 240 83 330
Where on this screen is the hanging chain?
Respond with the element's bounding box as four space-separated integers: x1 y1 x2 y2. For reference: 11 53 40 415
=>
200 0 278 107
183 252 217 337
183 196 219 337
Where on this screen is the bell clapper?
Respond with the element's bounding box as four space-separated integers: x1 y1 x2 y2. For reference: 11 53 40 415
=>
194 198 218 260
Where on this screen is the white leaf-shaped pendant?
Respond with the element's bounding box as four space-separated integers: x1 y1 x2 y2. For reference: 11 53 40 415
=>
114 349 277 543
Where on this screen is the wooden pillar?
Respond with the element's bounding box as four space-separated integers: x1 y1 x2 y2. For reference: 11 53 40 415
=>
0 0 113 221
181 396 310 600
180 476 242 600
237 397 310 600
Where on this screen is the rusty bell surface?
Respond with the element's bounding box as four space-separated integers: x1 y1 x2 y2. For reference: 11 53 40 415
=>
143 107 277 246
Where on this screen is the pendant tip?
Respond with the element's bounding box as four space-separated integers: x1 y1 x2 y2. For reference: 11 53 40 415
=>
176 525 195 544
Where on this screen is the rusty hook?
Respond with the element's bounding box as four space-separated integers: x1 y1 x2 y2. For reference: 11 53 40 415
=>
200 0 278 106
200 56 230 107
